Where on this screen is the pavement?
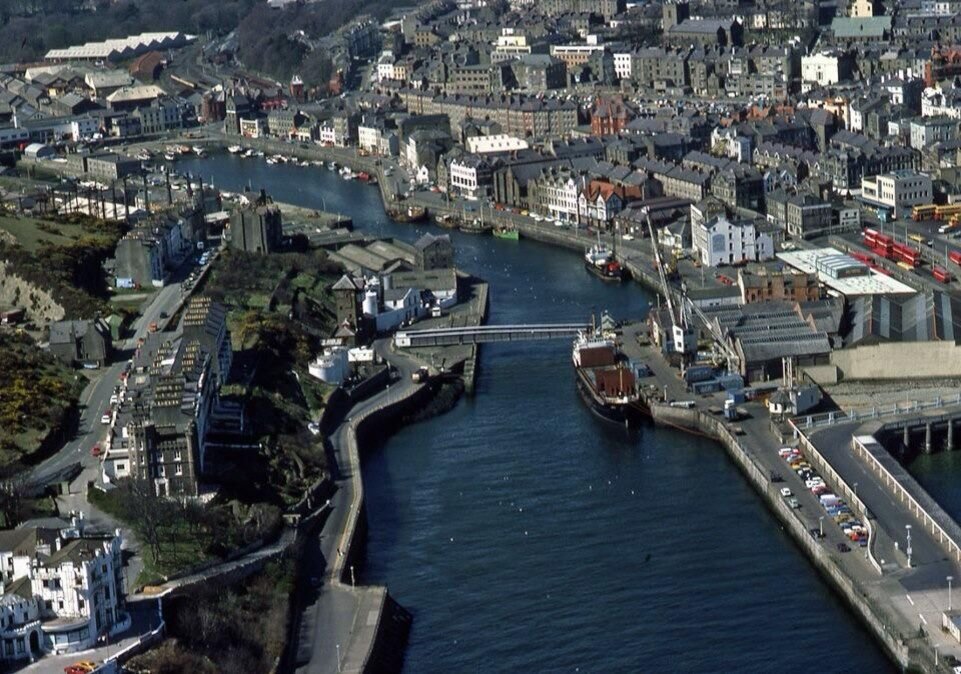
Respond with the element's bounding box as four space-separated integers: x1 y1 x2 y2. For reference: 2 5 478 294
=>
294 339 422 674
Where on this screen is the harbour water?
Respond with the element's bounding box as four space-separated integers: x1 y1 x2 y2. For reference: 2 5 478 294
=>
179 156 894 672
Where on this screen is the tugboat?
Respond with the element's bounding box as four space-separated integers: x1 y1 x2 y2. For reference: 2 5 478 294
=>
572 320 639 425
584 233 624 282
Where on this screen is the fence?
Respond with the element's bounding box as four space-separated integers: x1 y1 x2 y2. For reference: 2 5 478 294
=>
850 435 961 565
791 424 884 575
794 393 961 429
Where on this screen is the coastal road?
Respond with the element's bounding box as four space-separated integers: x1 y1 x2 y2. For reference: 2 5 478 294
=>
295 339 422 674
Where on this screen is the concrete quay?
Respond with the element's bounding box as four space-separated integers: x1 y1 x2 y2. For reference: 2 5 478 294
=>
292 339 424 674
622 323 961 672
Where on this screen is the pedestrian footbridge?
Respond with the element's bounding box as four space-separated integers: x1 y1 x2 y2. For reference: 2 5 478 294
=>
394 323 588 347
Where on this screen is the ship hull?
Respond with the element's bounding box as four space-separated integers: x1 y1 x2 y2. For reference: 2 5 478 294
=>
584 261 624 282
575 369 636 426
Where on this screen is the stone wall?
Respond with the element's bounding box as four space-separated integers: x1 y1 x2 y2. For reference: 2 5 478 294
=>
830 342 961 380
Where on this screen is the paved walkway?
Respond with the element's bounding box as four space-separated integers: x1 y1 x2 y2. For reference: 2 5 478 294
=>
294 341 423 674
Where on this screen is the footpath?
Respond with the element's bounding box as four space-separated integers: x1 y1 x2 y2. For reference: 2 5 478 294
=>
293 341 424 674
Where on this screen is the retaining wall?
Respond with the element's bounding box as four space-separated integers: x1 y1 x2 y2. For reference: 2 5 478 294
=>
650 404 915 671
830 342 961 381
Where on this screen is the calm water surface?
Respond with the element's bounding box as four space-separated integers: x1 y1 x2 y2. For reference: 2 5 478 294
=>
179 156 894 673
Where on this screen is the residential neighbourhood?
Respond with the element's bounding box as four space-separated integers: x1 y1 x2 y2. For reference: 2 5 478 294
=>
6 0 961 671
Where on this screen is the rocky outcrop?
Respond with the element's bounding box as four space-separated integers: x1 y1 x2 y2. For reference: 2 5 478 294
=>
0 261 65 322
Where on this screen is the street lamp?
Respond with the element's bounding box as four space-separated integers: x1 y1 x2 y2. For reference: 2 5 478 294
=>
336 643 342 673
819 516 824 538
906 525 913 567
950 575 954 611
854 482 858 500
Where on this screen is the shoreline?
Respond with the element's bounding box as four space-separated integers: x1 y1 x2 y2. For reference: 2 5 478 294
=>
169 142 910 670
649 403 918 671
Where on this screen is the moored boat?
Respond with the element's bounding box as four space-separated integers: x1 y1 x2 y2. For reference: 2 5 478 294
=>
389 204 428 223
493 224 519 240
572 327 639 425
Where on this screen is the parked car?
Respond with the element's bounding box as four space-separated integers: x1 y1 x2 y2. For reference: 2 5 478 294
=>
779 487 793 498
100 413 111 425
788 497 801 509
837 543 851 553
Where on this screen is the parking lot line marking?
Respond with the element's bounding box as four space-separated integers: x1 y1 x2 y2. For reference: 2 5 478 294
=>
907 595 915 606
920 613 928 626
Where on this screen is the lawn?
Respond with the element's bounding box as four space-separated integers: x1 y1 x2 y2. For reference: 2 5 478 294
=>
0 214 89 252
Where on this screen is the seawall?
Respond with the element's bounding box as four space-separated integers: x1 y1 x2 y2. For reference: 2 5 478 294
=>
648 403 917 671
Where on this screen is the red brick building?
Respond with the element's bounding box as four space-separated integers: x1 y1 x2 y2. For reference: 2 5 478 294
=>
590 96 636 136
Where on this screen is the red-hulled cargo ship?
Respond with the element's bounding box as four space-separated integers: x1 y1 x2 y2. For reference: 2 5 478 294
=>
572 329 639 425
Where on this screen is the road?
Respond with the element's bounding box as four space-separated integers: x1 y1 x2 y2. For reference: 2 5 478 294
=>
294 339 422 674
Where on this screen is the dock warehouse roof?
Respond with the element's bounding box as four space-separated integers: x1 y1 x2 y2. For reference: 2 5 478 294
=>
777 248 916 296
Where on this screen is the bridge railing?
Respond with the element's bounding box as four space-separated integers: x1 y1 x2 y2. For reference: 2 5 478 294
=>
394 323 589 347
793 393 961 429
850 434 961 565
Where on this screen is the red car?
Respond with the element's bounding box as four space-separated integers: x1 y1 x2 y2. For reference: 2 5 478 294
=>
90 444 102 457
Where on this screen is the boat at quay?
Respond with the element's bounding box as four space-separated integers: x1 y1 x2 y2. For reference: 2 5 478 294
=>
174 155 895 673
571 327 639 425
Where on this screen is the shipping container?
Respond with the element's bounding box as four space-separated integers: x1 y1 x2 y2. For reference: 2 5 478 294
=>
683 364 715 384
727 389 747 404
716 373 745 390
691 379 721 394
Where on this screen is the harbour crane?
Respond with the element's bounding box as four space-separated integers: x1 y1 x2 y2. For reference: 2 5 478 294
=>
644 209 696 359
644 209 741 373
684 295 740 374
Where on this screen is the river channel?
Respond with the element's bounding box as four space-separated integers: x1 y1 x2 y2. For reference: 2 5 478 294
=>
178 156 893 673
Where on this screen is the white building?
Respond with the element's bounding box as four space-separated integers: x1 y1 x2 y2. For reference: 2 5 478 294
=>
801 53 845 87
921 87 961 119
0 518 127 663
613 51 632 81
376 51 397 81
535 170 584 221
308 347 350 384
491 29 532 63
693 215 774 267
465 134 529 154
449 155 493 199
861 170 933 219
